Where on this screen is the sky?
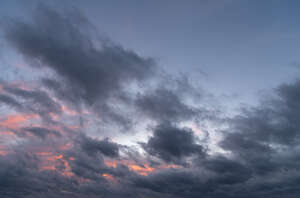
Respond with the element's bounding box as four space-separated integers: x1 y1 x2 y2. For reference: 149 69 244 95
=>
1 1 300 198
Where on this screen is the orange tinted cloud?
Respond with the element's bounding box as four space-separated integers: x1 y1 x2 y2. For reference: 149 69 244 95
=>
159 164 182 169
49 112 59 120
0 114 39 130
37 152 74 177
69 157 75 161
104 159 182 176
0 131 16 136
0 146 8 156
61 105 78 116
61 157 74 177
41 165 56 171
56 154 63 159
104 160 155 176
59 142 72 150
105 160 117 168
128 164 155 176
102 173 117 183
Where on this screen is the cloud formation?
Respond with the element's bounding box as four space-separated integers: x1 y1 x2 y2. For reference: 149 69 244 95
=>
1 3 300 198
3 4 156 129
141 122 205 164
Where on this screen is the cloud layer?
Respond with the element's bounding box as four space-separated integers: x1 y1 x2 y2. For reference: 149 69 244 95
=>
0 4 300 198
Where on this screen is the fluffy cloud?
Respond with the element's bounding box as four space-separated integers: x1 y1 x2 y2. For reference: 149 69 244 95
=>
141 122 205 163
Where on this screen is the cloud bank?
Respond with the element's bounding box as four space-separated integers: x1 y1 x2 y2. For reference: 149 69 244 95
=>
0 4 300 198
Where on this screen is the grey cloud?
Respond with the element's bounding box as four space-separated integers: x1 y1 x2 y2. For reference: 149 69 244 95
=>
141 123 206 163
1 84 62 120
217 80 300 187
136 88 198 123
2 2 300 198
134 74 216 124
0 94 22 109
0 152 77 198
22 127 61 139
77 134 119 158
221 80 300 157
3 5 155 128
0 137 140 198
135 79 300 197
202 156 252 185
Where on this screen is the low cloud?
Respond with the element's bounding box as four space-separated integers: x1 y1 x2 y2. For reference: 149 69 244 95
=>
141 122 206 164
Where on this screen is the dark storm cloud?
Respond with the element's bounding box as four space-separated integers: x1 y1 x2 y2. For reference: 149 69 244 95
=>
0 133 143 198
2 3 300 198
22 126 61 139
3 85 62 116
136 88 197 123
221 80 300 155
2 4 155 128
77 134 119 158
135 75 215 124
213 79 300 193
133 165 251 198
202 156 252 185
134 169 200 195
131 79 300 197
0 150 124 198
0 152 78 198
134 170 298 198
1 4 213 131
3 75 300 197
141 123 205 163
217 81 300 178
0 93 22 109
0 81 62 122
